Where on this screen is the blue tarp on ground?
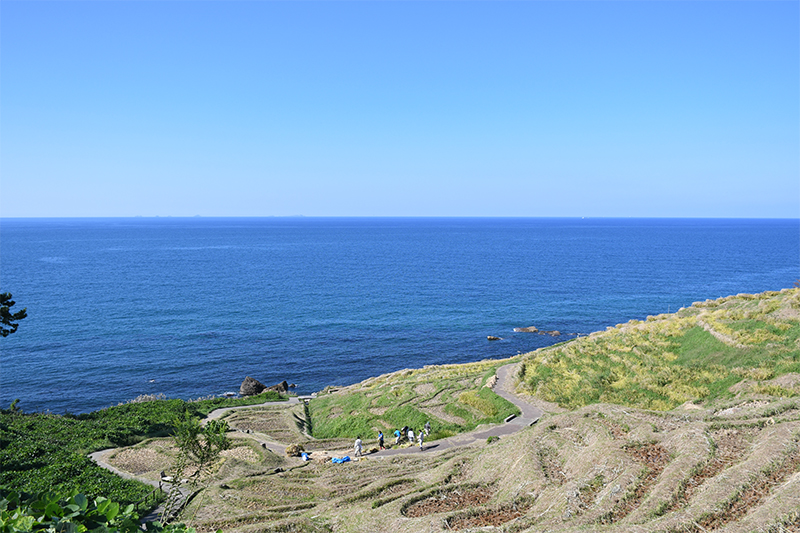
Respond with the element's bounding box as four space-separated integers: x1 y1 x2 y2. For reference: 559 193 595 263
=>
331 456 351 464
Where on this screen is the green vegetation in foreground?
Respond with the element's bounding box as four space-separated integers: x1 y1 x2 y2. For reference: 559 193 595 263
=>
519 288 800 410
0 488 201 533
0 391 284 508
308 359 520 440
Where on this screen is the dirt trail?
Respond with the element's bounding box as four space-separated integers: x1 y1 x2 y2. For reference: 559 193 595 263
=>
88 449 191 523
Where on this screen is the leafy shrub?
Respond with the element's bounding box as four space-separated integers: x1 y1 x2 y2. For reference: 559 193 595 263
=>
0 488 204 533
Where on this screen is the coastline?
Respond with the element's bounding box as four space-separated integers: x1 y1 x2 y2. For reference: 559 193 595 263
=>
4 218 797 415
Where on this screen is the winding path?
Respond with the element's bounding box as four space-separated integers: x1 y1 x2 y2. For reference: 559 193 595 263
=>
373 362 542 456
89 362 543 518
208 362 542 456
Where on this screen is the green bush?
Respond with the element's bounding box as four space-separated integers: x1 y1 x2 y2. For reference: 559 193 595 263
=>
0 488 205 533
0 410 160 505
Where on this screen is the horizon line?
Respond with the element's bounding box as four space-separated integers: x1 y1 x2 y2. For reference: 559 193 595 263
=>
1 215 799 220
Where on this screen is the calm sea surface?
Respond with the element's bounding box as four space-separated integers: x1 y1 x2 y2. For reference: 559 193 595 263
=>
1 217 797 414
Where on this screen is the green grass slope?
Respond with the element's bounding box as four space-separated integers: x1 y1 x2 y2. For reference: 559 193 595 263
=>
518 288 800 410
308 358 520 441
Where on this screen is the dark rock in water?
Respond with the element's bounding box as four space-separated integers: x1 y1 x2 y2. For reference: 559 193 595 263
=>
487 335 502 341
266 380 289 393
242 377 290 396
548 330 561 337
289 383 297 388
240 376 267 396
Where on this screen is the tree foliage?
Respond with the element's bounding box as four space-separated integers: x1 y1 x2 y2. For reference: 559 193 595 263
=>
170 417 231 481
0 293 27 338
162 417 231 523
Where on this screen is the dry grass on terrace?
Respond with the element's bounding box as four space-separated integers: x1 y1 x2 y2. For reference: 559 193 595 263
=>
106 397 800 532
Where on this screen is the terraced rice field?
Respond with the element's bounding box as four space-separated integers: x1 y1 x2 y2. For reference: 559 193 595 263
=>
102 289 800 532
104 395 799 533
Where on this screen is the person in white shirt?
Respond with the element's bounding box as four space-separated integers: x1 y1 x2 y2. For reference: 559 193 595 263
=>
354 436 363 457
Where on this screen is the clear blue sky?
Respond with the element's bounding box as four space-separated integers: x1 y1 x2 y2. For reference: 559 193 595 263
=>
2 1 798 217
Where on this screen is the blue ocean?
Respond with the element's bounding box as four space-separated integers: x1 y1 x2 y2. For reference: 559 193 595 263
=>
1 217 797 414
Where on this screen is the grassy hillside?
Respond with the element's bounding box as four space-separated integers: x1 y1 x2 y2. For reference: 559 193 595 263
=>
307 358 521 441
518 288 800 410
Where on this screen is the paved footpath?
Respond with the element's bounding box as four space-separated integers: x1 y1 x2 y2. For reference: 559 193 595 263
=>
372 362 542 456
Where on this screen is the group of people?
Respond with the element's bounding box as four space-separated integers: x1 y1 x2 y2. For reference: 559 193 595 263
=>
392 421 431 449
353 421 432 458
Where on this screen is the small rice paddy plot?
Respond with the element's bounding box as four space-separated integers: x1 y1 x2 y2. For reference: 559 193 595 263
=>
222 405 309 444
443 499 534 531
596 442 671 524
401 484 495 517
688 444 800 531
